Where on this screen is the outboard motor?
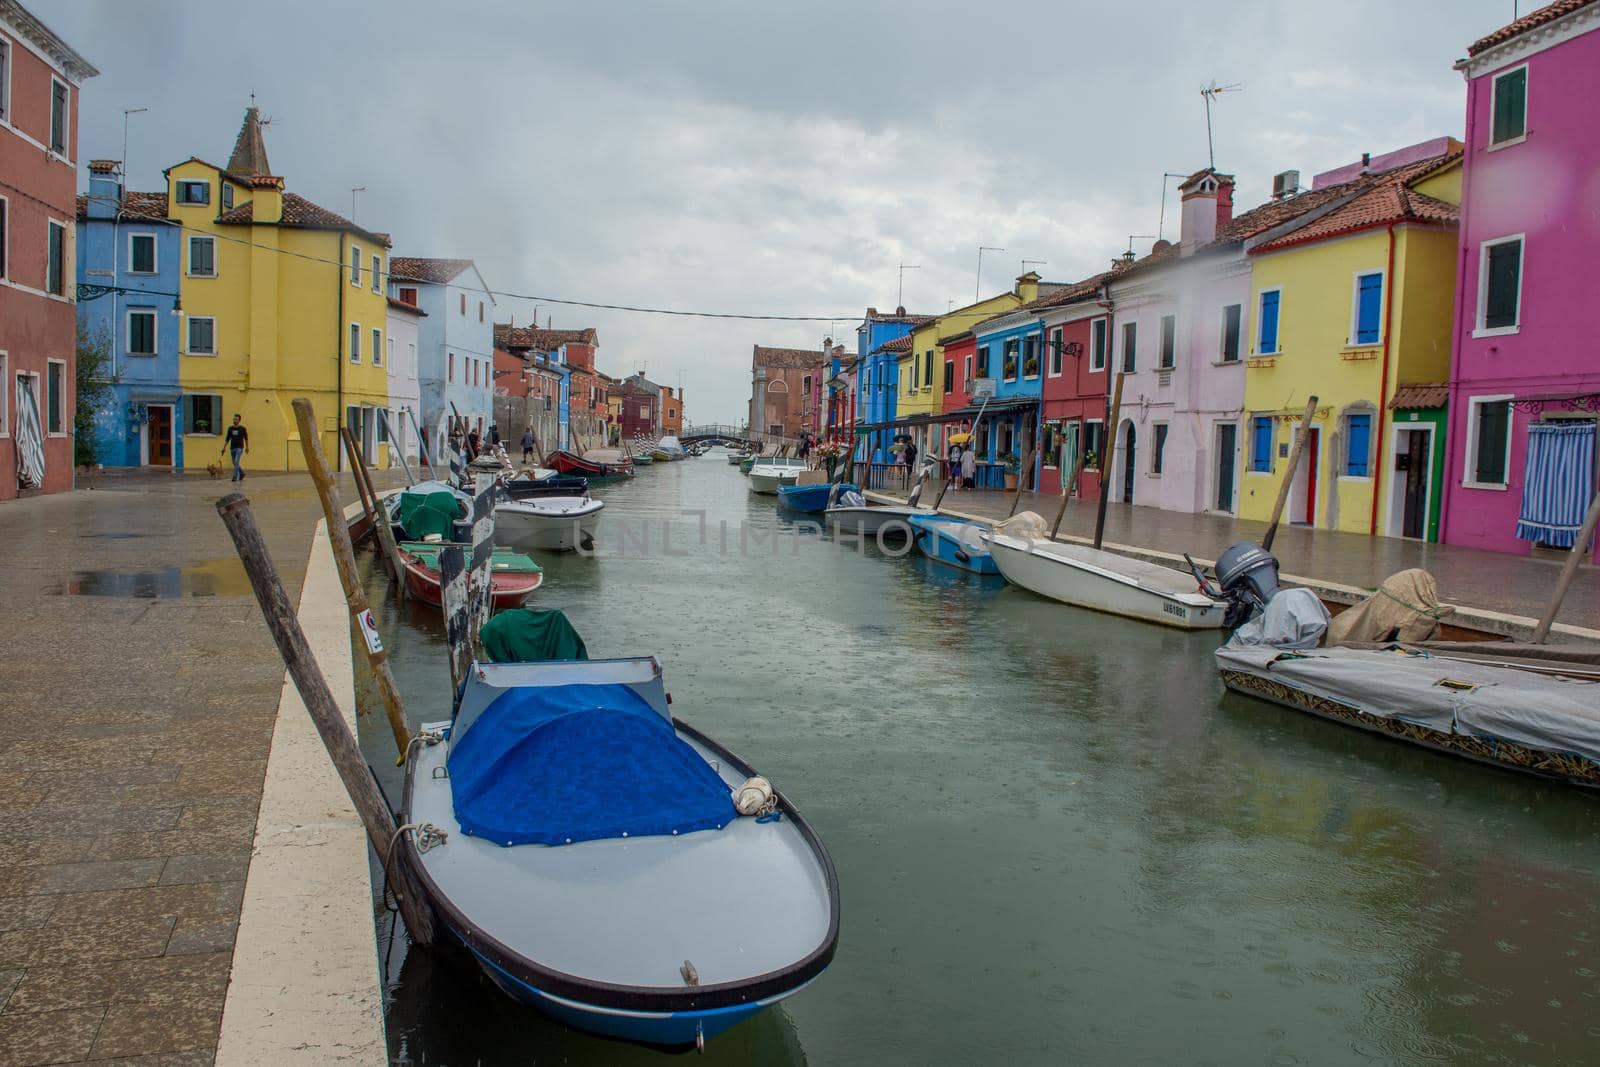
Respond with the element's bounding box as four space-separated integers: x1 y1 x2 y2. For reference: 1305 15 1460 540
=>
1188 542 1282 631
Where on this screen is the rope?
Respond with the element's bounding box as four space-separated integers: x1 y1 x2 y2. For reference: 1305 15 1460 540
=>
379 820 447 916
1374 584 1449 620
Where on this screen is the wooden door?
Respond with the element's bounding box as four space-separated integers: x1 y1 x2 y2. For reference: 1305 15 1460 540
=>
1301 429 1319 524
1215 423 1236 512
1402 429 1429 539
148 406 172 466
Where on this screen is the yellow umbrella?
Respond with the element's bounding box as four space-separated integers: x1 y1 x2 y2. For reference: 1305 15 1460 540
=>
947 432 973 445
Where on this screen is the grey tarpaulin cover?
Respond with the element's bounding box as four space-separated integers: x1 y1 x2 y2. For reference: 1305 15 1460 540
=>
1229 588 1330 650
1216 645 1600 763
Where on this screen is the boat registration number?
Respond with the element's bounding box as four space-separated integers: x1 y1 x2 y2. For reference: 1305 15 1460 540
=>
1162 603 1187 619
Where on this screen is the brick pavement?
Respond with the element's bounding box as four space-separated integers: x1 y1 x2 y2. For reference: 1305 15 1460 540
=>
870 484 1600 633
0 468 395 1066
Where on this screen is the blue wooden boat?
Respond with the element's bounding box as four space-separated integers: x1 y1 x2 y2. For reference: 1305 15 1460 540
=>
776 482 858 514
401 612 839 1050
906 514 1000 574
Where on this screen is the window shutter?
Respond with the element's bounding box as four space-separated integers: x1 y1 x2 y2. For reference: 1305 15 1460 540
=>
1252 417 1273 471
1345 414 1371 476
1259 292 1280 353
1355 275 1382 344
1493 68 1526 144
1485 242 1521 329
1475 401 1510 483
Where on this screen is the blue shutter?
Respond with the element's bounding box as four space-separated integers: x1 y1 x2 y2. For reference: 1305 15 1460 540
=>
1345 414 1371 476
1259 291 1280 354
1355 274 1382 345
1252 416 1273 472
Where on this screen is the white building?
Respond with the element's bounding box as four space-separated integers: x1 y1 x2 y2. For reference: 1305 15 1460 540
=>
385 296 425 469
388 257 497 450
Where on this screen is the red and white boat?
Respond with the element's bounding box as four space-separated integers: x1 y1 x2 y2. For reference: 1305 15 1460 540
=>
548 448 634 479
399 543 544 611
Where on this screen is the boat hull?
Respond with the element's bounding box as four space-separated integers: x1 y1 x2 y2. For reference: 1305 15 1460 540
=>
824 505 923 539
549 450 633 480
401 558 542 611
776 483 858 514
987 535 1225 630
749 470 801 495
495 498 605 552
401 661 840 1050
906 515 999 574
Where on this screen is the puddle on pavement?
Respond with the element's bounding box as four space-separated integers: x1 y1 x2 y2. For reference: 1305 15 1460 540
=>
56 558 253 598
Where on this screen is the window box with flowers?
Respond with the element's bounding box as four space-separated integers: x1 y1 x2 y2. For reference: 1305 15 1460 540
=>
1003 356 1018 381
1023 357 1039 378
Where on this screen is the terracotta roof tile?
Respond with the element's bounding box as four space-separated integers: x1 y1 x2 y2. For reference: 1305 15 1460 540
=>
216 192 391 247
390 257 475 284
75 191 169 222
1389 383 1449 410
1250 153 1461 253
495 324 599 351
873 335 914 355
862 308 936 325
1467 0 1596 55
970 270 1114 332
386 295 427 316
752 345 824 369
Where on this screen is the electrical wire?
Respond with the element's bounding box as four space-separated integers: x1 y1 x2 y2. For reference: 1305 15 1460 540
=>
79 192 860 322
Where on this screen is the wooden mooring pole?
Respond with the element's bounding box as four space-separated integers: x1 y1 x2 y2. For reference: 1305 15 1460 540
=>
1092 372 1126 551
1532 485 1600 643
342 427 408 600
215 492 435 947
1262 395 1319 553
292 399 413 759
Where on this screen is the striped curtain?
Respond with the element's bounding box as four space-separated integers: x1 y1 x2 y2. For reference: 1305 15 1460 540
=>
15 376 45 489
1515 421 1597 548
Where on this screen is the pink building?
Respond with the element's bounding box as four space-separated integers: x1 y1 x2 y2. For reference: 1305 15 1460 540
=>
1440 0 1600 556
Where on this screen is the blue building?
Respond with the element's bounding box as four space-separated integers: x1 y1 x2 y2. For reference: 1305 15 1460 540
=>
853 307 926 460
389 257 497 446
970 304 1047 484
77 160 184 468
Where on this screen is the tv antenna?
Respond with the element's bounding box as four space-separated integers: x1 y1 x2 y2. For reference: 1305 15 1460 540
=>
1200 80 1242 170
1021 259 1048 274
897 263 921 307
975 246 1005 302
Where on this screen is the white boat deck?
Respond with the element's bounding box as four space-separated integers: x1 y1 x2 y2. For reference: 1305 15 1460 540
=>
408 732 833 990
995 535 1215 606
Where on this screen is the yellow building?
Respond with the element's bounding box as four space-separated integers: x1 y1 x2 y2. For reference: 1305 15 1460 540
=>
1239 148 1460 541
173 107 392 471
899 273 1042 458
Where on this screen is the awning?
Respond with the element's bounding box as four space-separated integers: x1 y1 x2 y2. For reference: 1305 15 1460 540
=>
1515 421 1597 548
853 398 1039 433
1388 382 1448 410
15 376 44 489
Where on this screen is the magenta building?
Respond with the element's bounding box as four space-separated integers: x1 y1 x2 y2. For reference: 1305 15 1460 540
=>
1440 0 1600 555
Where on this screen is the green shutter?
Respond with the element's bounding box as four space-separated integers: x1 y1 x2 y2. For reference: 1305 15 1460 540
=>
1492 68 1526 145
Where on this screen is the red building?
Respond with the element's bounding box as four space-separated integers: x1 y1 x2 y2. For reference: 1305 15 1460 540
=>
618 373 661 441
942 332 978 412
0 7 96 499
1034 273 1116 500
493 346 529 398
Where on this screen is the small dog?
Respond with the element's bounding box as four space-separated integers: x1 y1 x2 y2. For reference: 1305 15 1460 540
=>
205 461 225 479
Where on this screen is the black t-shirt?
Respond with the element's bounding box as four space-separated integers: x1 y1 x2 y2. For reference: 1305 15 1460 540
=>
224 425 248 449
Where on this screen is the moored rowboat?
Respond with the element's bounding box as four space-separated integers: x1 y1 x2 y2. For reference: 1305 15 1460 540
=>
399 543 543 611
986 533 1225 629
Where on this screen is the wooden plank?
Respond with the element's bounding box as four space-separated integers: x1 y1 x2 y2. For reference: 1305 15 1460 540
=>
215 491 435 947
1093 372 1126 550
1263 395 1320 552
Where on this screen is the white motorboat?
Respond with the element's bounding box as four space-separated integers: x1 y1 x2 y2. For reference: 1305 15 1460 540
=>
748 458 808 495
495 494 605 552
986 532 1225 629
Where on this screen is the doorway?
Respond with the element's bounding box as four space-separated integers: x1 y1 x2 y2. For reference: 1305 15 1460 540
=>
1287 426 1322 525
1385 423 1436 540
1215 422 1237 512
1120 421 1137 504
146 405 173 466
1060 421 1080 492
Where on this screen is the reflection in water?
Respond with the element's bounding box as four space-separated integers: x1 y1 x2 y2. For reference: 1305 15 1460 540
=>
356 456 1600 1066
56 558 253 597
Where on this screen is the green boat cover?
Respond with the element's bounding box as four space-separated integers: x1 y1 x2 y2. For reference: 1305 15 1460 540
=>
396 489 462 541
400 543 542 574
479 608 590 664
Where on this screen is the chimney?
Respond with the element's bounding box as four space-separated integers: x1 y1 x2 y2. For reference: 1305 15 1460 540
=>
248 174 284 223
87 159 122 220
1178 168 1235 249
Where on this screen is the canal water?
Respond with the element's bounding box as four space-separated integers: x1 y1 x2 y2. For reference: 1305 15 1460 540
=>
355 455 1600 1066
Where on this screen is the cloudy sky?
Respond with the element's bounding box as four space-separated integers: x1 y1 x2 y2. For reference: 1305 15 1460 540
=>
51 0 1516 424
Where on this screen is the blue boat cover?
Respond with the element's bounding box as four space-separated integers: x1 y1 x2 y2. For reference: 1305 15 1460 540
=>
448 683 737 846
777 482 858 513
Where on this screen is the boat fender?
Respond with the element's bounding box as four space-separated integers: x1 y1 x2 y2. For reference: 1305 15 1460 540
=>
954 549 971 564
733 776 776 816
680 959 700 986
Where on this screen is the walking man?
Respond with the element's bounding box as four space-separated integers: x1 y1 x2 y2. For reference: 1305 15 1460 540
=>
521 429 536 464
222 414 249 482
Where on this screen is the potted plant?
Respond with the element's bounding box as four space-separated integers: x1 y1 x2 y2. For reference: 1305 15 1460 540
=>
1003 355 1018 380
1000 451 1020 490
1023 356 1039 378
